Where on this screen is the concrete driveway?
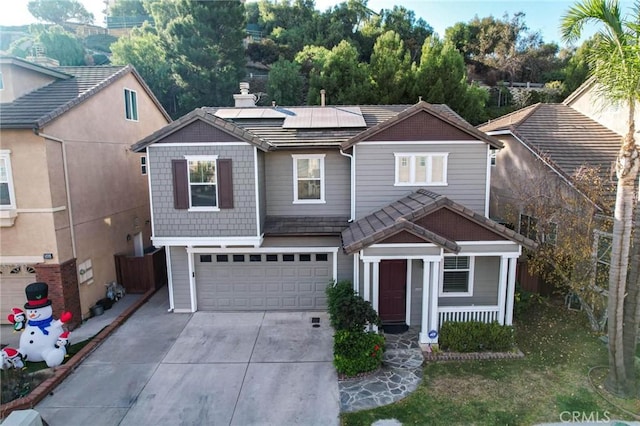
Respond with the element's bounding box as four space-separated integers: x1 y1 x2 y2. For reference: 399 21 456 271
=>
35 289 339 426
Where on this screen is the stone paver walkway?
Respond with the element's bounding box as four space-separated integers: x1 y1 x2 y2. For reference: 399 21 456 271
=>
339 328 423 412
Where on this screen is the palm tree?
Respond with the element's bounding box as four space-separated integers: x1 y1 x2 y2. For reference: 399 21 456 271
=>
561 0 640 397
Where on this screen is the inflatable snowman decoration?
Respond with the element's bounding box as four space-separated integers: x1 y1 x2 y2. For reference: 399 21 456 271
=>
17 282 72 368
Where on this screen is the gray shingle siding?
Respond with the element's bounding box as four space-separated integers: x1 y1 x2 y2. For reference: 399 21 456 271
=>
354 143 487 218
170 246 191 311
264 150 350 216
149 145 257 237
410 259 423 326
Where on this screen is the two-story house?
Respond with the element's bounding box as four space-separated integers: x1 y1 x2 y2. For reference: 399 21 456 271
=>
132 84 534 344
0 56 170 324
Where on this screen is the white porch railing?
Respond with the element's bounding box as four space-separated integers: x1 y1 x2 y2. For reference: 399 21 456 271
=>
438 305 500 327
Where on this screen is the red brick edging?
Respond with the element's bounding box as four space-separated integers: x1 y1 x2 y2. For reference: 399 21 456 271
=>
423 349 525 361
0 288 158 419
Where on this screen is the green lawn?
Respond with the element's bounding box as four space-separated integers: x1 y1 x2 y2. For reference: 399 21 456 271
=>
341 300 640 426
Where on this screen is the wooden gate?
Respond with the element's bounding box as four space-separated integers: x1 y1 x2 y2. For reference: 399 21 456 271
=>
114 247 167 294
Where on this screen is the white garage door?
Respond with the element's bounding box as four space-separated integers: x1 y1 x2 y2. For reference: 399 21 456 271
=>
195 252 333 310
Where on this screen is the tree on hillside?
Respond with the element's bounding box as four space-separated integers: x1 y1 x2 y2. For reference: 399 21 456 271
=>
559 39 593 96
267 58 304 106
27 0 94 25
306 40 372 105
562 0 640 398
381 5 432 62
9 25 86 66
369 31 411 104
111 24 177 115
412 36 487 124
109 0 147 17
148 0 246 114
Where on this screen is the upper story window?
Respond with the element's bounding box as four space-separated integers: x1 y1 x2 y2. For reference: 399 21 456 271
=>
394 153 448 186
0 72 4 91
441 256 474 296
187 156 218 210
140 156 147 175
124 88 138 121
0 150 15 208
292 154 325 204
519 213 538 240
490 148 497 166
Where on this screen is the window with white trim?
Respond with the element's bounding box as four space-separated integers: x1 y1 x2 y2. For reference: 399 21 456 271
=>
490 149 497 166
519 213 538 240
394 153 448 185
0 71 4 90
593 231 612 290
441 256 474 296
140 156 147 175
124 88 138 121
0 150 15 208
292 154 325 203
187 156 218 209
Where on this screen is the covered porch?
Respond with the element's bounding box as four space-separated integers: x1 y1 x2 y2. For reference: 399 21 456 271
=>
341 189 536 345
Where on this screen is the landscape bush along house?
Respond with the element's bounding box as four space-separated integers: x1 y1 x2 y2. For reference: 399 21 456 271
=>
132 83 536 345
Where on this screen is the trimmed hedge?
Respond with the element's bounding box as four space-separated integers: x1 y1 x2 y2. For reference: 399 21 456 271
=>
440 321 514 352
333 330 385 377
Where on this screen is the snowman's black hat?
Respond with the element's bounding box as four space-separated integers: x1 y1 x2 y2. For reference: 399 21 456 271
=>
24 282 52 309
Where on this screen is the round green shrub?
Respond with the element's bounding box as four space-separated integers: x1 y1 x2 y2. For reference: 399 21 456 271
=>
333 330 385 377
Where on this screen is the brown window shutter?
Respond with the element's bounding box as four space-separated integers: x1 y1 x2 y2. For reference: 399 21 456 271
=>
172 159 189 209
217 159 234 209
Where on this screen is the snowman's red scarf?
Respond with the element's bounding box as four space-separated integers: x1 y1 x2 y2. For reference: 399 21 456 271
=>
28 316 53 335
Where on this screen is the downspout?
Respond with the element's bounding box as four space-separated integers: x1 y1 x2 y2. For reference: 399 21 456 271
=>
33 129 77 259
339 148 355 221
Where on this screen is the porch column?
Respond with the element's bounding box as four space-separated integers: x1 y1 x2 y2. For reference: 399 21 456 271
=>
405 259 412 325
505 257 518 325
428 260 440 343
362 260 371 302
353 252 360 293
497 256 509 325
372 260 380 332
419 259 431 344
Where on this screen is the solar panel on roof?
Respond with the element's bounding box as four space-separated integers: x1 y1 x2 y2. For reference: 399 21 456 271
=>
213 108 288 119
282 106 366 128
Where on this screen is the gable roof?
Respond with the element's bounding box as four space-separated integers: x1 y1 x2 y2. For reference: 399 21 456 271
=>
0 59 170 129
562 76 596 106
0 56 71 80
342 101 503 149
341 189 536 254
478 103 620 207
131 108 272 152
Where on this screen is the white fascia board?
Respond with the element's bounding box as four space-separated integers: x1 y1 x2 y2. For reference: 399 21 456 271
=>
187 246 339 254
152 236 264 248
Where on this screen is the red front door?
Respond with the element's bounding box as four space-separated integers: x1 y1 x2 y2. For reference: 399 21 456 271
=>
378 259 407 323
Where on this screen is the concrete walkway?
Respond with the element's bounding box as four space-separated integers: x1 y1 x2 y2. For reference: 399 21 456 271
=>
339 328 424 412
33 288 340 426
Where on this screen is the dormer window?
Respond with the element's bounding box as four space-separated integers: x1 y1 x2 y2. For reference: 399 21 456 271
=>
124 88 138 121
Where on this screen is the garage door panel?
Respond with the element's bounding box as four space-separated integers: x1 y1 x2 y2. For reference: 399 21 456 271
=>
195 252 333 311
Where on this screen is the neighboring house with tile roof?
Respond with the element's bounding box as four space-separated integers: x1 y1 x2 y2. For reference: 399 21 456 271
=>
132 83 535 345
0 56 170 325
479 100 622 293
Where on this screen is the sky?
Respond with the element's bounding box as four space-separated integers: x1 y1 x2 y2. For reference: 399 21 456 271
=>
0 0 635 47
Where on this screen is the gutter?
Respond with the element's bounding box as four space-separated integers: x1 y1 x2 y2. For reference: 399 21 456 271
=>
33 129 77 259
339 148 355 221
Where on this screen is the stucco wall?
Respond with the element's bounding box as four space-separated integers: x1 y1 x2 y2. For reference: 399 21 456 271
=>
1 71 169 318
567 84 638 137
0 63 57 103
